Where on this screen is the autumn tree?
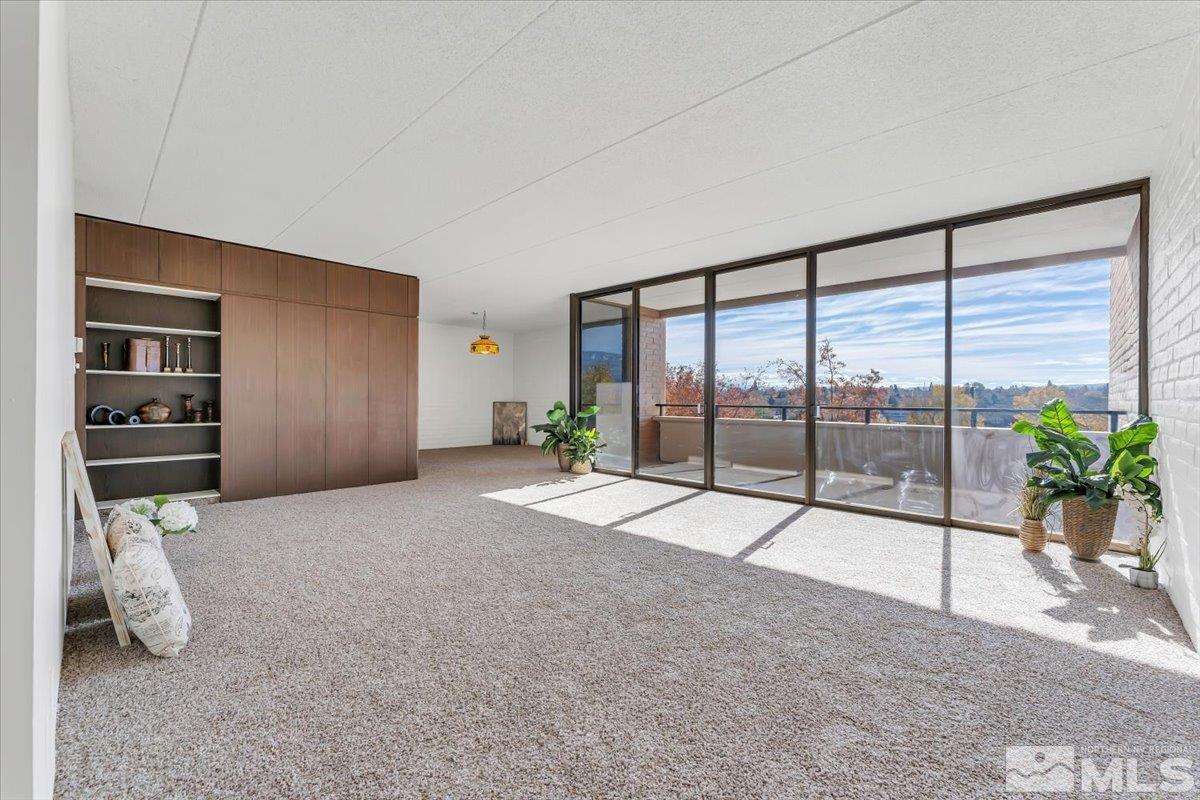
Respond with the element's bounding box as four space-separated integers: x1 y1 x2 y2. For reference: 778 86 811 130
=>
1014 381 1107 431
907 384 977 425
580 362 615 405
662 363 769 418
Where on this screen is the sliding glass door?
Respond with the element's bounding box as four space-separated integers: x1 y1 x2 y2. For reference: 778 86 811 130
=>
572 181 1147 543
951 194 1143 543
713 258 807 499
814 232 946 518
637 277 707 484
580 291 633 472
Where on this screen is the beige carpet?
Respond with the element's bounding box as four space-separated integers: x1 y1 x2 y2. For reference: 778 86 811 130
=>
57 446 1200 799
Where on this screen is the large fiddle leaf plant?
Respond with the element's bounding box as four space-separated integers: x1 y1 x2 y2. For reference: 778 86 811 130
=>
531 401 599 456
1012 398 1161 519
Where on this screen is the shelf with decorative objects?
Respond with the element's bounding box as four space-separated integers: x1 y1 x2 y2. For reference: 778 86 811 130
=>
85 453 221 467
86 321 220 337
87 370 221 377
85 422 221 430
81 274 222 504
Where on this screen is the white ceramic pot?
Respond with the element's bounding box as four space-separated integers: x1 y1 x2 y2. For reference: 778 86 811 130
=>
1128 567 1159 589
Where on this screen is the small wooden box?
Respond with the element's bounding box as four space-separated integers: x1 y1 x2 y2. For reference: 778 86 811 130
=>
125 337 162 372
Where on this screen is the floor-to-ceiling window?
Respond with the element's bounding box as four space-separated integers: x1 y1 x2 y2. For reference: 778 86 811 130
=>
572 182 1146 547
951 194 1142 544
637 277 707 484
815 232 946 518
580 291 633 472
713 258 807 498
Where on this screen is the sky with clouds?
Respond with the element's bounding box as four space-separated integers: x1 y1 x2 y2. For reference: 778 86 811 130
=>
655 260 1114 388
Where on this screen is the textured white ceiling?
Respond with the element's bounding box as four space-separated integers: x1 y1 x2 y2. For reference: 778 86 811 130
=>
68 1 1200 331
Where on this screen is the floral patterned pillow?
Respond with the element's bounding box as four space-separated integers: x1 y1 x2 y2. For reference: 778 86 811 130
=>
104 503 160 556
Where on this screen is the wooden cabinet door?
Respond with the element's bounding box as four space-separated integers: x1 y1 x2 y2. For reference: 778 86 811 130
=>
368 271 409 316
75 274 87 453
86 218 158 281
368 313 408 483
326 263 370 310
160 231 221 290
221 295 278 500
326 307 369 488
277 302 326 495
405 276 419 318
405 316 418 478
74 216 86 272
278 254 326 304
222 243 278 296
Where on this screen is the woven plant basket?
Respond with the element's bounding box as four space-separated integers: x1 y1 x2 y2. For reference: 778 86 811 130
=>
556 443 570 472
1061 497 1118 560
1018 519 1048 553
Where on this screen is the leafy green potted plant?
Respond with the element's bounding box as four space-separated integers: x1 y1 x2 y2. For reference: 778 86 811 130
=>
565 426 605 475
532 401 599 472
1013 399 1161 561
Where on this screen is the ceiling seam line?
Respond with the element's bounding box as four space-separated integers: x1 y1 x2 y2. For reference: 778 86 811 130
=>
137 0 207 224
419 31 1196 285
363 0 923 265
264 0 560 247
553 124 1167 279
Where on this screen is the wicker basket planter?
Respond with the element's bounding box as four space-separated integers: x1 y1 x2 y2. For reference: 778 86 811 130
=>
1018 519 1048 553
569 460 593 475
1061 497 1118 560
556 443 570 472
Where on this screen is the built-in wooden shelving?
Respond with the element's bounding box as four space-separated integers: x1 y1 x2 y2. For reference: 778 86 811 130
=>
95 489 220 512
85 276 221 300
86 452 221 467
86 422 221 430
82 271 222 503
87 370 221 377
86 321 220 337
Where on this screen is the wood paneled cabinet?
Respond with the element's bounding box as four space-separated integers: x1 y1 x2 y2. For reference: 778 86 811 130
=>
325 308 370 489
76 215 419 503
368 313 410 482
278 254 326 304
222 243 278 297
221 295 279 501
277 302 327 494
160 231 221 290
86 218 159 281
327 263 370 310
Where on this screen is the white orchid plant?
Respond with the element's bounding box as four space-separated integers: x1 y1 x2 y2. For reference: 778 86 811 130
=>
119 495 199 536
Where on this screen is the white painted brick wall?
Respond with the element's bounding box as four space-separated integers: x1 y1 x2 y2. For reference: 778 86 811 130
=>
418 321 515 450
513 324 569 446
1149 39 1200 650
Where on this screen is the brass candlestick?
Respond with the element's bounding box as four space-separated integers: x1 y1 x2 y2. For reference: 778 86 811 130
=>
185 336 193 372
163 335 172 372
101 341 111 370
174 341 183 372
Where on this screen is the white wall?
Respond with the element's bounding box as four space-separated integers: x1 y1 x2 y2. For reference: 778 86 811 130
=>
1149 38 1200 651
514 323 570 446
1 2 75 797
418 320 515 449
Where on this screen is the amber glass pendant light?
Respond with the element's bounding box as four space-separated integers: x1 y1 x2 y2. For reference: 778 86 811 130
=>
469 311 499 355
